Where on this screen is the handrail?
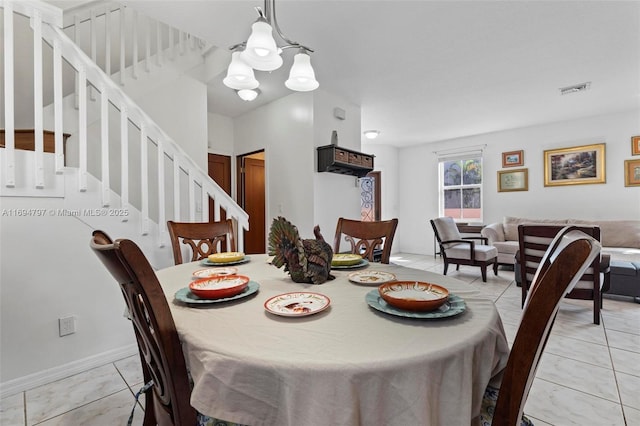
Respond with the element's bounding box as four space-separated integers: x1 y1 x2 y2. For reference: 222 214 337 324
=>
2 0 249 249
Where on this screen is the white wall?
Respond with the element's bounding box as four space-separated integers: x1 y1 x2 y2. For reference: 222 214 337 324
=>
207 112 235 156
137 74 209 171
234 92 316 237
0 196 136 384
312 90 362 238
398 109 640 255
233 90 363 242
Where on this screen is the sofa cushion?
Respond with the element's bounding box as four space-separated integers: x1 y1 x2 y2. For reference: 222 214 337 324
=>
493 240 519 255
503 216 568 242
568 220 640 249
602 247 640 263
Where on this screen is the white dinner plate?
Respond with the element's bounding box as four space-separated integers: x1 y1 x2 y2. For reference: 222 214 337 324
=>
348 270 396 285
264 292 331 317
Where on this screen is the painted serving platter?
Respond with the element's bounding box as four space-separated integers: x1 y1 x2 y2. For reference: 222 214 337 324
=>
264 292 331 317
174 281 260 305
330 259 370 270
201 256 251 266
378 281 449 311
348 270 396 285
365 290 466 319
192 267 239 279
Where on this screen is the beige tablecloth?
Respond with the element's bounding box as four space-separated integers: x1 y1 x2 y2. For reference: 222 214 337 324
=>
157 255 509 426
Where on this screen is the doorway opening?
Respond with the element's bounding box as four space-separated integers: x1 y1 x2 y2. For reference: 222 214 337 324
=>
360 171 381 221
237 150 266 254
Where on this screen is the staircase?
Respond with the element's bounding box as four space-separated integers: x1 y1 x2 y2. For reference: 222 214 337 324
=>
1 0 249 266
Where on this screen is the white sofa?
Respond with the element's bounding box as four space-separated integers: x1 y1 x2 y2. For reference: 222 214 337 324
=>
481 217 640 299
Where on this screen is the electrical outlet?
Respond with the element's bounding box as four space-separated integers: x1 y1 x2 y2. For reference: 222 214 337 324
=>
59 316 76 337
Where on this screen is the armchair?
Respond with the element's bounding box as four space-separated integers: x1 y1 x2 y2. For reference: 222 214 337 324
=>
431 217 498 282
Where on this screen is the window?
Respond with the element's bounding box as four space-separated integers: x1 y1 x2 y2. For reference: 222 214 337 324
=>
439 156 483 221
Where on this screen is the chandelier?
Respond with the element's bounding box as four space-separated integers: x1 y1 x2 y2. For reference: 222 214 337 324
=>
223 0 319 100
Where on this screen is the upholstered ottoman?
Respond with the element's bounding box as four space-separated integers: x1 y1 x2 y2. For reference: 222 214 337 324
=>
608 261 640 302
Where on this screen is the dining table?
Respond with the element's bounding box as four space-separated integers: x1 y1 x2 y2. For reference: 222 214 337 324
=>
156 254 510 426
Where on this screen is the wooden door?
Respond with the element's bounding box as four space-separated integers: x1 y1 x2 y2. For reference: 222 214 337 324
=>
239 155 266 254
208 153 231 222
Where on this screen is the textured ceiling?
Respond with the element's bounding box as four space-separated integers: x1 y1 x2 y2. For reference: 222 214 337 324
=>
123 1 640 147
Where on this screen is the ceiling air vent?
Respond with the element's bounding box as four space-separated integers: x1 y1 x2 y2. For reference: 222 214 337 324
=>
559 82 591 95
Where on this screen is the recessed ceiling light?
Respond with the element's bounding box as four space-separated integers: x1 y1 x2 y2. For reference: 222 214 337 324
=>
363 130 380 139
559 82 591 95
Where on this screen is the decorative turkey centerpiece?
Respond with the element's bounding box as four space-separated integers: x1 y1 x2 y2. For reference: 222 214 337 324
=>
268 216 335 284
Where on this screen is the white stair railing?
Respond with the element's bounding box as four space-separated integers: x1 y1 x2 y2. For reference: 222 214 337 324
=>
1 0 249 250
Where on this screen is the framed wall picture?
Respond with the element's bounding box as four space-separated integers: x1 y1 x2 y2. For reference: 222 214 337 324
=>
625 159 640 187
501 150 524 167
497 168 528 192
632 136 640 156
543 143 606 187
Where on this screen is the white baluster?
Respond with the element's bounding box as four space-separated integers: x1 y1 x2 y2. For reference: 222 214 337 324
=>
156 21 162 66
188 169 196 221
105 6 111 77
78 65 88 191
169 26 175 60
88 8 96 101
53 38 64 174
4 1 16 188
144 16 150 72
120 105 129 220
157 137 166 247
132 9 138 79
100 85 110 207
140 124 149 235
173 156 181 221
33 9 44 189
201 186 209 222
74 14 80 107
119 5 125 85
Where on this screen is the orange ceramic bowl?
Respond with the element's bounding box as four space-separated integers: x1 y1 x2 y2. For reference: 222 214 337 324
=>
378 281 449 312
189 275 249 299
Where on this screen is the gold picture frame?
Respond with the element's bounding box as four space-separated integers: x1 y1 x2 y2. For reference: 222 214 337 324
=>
497 168 528 192
625 159 640 187
632 136 640 156
502 150 524 167
543 143 606 187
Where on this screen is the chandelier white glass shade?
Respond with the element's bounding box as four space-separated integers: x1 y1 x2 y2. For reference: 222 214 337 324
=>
224 0 318 93
240 19 283 71
237 89 259 101
285 51 319 91
223 52 259 90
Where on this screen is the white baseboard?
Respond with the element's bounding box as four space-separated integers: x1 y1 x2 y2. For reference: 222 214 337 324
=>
0 344 138 399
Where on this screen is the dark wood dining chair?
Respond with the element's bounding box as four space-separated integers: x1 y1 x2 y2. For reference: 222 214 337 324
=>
333 217 398 263
517 224 610 325
91 231 245 426
431 217 498 282
481 227 601 425
167 219 236 265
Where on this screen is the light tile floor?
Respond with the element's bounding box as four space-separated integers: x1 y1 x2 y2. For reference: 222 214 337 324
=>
1 253 638 425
